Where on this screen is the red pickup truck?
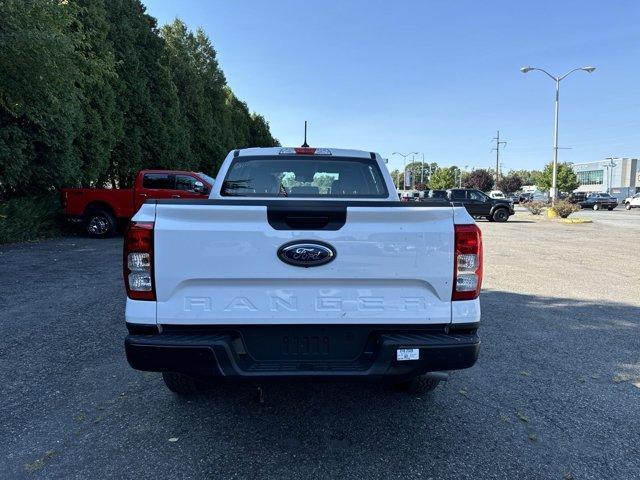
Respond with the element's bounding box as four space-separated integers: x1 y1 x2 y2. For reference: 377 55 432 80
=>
61 170 214 237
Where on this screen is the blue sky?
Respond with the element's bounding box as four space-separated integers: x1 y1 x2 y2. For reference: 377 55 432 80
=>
144 0 640 173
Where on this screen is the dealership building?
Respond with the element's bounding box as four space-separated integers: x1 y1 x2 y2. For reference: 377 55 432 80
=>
571 158 639 200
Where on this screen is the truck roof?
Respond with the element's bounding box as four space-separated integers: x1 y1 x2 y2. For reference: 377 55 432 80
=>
235 146 377 159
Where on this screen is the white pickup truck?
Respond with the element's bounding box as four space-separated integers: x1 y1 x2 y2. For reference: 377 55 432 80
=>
124 147 482 395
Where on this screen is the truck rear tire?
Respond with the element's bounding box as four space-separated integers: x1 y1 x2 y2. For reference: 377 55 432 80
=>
162 372 206 396
86 209 116 238
492 208 509 222
593 204 600 211
393 375 441 394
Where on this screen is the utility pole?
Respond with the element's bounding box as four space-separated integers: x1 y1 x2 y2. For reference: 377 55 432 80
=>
492 131 507 184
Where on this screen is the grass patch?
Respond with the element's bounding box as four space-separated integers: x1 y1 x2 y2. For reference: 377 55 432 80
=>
0 194 67 244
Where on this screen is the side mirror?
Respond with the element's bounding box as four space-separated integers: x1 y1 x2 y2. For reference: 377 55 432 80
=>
193 181 205 194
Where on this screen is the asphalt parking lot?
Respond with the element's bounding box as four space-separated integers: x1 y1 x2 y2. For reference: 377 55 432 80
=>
1 213 639 479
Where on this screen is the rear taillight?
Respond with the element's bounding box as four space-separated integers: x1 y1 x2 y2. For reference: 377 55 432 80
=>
123 221 155 301
452 224 483 301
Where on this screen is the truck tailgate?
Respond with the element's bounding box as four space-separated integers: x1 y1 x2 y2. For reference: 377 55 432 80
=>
153 201 454 325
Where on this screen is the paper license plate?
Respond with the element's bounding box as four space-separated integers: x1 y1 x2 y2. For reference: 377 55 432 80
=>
397 348 420 361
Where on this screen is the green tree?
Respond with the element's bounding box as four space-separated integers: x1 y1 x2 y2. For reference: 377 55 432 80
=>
161 20 219 173
399 161 439 189
0 0 278 197
74 0 123 187
509 169 539 186
429 167 457 190
389 169 402 189
0 0 85 196
535 162 578 193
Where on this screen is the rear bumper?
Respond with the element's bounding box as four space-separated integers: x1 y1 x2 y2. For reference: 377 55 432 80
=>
125 324 480 380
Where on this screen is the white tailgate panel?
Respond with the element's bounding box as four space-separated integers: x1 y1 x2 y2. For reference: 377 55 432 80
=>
154 205 454 325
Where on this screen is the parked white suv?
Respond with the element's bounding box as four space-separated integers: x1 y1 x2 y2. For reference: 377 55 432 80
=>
623 193 640 210
123 147 482 395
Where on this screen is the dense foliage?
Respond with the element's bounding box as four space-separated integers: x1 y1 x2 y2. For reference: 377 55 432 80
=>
535 162 579 193
509 169 539 186
462 169 494 192
429 167 458 190
0 0 278 199
551 199 580 218
391 161 439 189
524 201 546 215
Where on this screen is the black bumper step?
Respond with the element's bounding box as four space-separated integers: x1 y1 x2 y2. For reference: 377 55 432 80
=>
125 325 480 380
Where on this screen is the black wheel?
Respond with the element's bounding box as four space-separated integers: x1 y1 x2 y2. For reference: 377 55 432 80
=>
492 208 509 222
486 216 495 222
593 203 600 211
607 206 614 211
85 209 116 238
162 372 208 396
625 203 632 210
393 375 441 394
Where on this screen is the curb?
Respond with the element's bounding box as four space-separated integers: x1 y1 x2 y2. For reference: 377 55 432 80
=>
561 218 593 224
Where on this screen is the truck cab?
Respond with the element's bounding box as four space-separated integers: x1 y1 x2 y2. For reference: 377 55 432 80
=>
123 147 483 395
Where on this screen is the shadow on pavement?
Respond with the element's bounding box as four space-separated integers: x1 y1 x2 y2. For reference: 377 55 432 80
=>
135 290 639 478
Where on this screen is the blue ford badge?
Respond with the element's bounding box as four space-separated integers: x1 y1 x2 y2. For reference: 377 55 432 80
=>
277 241 336 267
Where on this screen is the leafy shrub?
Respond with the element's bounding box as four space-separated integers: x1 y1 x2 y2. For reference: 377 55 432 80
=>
525 201 546 215
551 199 580 218
0 195 66 244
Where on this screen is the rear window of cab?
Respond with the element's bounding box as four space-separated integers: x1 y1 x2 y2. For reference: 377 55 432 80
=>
221 156 388 198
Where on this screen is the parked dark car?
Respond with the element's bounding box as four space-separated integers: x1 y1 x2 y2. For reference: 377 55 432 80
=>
447 188 515 222
579 193 618 211
519 192 533 203
568 192 588 204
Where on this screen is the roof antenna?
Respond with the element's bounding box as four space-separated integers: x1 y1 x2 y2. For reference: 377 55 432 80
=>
301 120 309 148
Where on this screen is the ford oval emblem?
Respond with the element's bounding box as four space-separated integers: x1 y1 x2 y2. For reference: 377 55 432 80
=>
277 241 336 268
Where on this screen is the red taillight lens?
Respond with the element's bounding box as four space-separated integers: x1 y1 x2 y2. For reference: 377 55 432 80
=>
452 224 483 301
123 221 155 301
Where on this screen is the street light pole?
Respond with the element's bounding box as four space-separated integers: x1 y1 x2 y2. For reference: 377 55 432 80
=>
552 78 560 201
520 65 596 203
392 152 418 191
